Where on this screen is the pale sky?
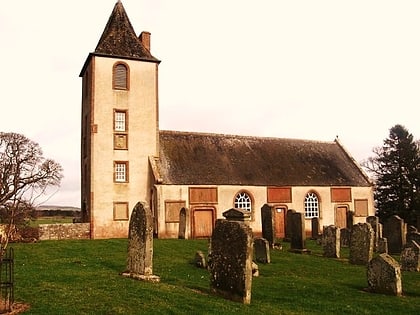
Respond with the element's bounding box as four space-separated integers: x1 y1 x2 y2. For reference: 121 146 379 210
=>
1 1 420 207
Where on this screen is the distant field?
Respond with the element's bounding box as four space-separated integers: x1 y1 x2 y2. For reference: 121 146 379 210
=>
30 217 75 226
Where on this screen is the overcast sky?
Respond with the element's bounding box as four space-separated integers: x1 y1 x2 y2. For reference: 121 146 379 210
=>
2 0 420 207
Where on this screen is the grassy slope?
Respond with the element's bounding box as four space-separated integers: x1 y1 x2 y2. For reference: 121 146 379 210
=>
12 239 420 315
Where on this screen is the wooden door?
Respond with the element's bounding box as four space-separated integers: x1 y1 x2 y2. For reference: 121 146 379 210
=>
275 207 286 238
193 208 214 238
335 206 347 229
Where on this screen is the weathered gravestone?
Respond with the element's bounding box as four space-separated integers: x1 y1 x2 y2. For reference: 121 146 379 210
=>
377 237 388 254
285 209 296 241
209 208 253 304
340 228 351 248
323 225 340 258
366 216 380 251
261 204 275 248
289 212 310 254
254 237 270 264
400 240 420 272
195 250 207 269
367 253 402 296
311 217 321 240
178 207 187 239
349 223 374 265
406 229 420 246
121 202 160 282
383 215 406 254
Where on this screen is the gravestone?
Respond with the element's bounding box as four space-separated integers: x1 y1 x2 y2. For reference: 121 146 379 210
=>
261 204 275 248
289 212 310 254
383 215 406 254
178 207 187 239
406 230 420 246
400 240 420 272
195 250 207 269
367 253 402 296
366 216 380 251
122 202 160 282
340 228 350 247
254 237 271 264
210 208 253 304
349 223 374 265
377 237 388 254
285 209 296 241
322 225 340 258
311 217 321 240
346 210 354 229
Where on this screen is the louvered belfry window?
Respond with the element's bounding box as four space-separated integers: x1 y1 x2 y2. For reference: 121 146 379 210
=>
113 63 128 90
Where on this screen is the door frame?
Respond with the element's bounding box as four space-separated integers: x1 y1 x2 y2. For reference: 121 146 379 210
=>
191 206 216 239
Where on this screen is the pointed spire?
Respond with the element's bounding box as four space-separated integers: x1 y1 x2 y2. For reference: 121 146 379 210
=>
95 1 159 62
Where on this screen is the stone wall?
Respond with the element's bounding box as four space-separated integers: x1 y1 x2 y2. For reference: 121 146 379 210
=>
39 223 91 240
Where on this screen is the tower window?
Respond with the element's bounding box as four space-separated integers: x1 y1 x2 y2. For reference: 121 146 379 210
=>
114 161 128 182
114 110 127 131
113 63 129 90
234 191 252 212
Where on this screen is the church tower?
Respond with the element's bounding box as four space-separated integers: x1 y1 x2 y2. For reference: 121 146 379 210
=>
79 1 160 238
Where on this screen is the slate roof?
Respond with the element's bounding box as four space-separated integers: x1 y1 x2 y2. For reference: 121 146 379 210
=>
152 130 372 187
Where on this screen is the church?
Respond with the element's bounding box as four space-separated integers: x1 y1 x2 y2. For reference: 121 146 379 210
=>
79 1 374 239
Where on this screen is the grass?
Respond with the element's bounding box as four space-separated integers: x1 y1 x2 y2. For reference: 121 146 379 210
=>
10 239 420 315
29 217 74 227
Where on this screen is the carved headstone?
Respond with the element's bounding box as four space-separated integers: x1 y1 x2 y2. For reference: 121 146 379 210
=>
254 237 271 264
178 207 187 239
349 223 374 265
383 215 406 254
289 212 310 254
261 204 275 248
323 225 340 258
122 202 160 282
367 253 402 296
210 209 253 304
400 240 420 272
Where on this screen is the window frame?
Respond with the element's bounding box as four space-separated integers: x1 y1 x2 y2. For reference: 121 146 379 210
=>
304 191 320 219
114 161 129 183
112 62 130 90
234 191 253 212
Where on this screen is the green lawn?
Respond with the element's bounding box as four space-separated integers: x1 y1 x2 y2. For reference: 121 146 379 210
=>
10 239 420 315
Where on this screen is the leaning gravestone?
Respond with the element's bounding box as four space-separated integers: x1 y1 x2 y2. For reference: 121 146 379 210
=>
400 240 420 272
121 202 160 282
178 207 187 239
210 208 253 304
311 217 321 240
323 225 340 258
367 253 402 296
261 204 275 248
254 237 270 264
349 223 374 265
383 215 406 254
289 212 310 254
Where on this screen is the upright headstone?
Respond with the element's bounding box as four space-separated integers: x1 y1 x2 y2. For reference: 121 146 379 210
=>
122 202 160 282
383 215 406 254
311 217 321 240
366 216 380 251
349 223 374 265
178 207 187 239
289 212 310 254
261 204 275 248
377 237 388 254
367 253 402 296
340 228 351 247
254 237 271 264
210 208 253 304
285 209 296 241
406 230 420 246
195 250 207 269
323 225 340 258
400 240 420 272
346 210 354 229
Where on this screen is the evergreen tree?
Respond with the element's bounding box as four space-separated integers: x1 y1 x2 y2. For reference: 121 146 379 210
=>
364 124 420 226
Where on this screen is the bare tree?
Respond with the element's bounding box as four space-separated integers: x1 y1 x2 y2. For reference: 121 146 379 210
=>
0 132 63 257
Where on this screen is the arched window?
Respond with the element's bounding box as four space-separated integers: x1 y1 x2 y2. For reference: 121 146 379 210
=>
304 192 319 218
234 191 252 212
113 63 129 90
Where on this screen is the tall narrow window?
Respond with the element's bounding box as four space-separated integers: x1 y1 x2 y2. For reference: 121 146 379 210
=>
114 110 126 131
113 63 129 90
114 161 128 182
304 192 319 218
114 110 128 150
234 191 252 212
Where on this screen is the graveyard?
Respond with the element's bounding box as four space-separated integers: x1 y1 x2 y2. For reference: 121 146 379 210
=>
10 237 420 314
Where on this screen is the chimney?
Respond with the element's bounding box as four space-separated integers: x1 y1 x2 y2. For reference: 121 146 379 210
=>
139 31 151 52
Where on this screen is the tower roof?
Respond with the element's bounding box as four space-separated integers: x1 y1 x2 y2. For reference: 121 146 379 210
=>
94 1 159 62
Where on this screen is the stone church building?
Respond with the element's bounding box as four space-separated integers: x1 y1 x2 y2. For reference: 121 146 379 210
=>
80 1 374 239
